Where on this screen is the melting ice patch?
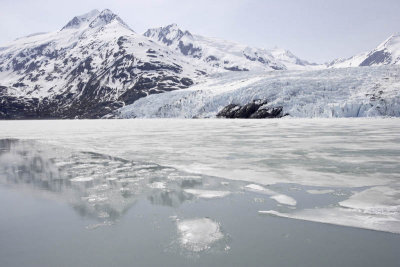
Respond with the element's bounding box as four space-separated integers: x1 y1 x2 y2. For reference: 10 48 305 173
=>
306 189 335 195
184 189 231 199
270 194 297 206
177 218 224 252
339 186 400 215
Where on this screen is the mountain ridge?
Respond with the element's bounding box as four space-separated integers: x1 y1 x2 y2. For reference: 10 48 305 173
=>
144 23 322 71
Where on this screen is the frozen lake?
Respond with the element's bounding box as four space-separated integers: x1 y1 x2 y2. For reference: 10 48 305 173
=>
0 118 399 266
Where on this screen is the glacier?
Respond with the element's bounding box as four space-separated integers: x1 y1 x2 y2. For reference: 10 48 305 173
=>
118 65 400 118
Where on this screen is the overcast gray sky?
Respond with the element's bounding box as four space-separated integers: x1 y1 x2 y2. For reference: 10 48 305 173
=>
1 0 400 63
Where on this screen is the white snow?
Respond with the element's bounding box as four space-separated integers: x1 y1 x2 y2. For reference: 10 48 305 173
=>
177 218 223 252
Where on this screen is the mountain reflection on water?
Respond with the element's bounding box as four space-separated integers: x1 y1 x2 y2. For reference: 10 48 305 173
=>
0 139 240 222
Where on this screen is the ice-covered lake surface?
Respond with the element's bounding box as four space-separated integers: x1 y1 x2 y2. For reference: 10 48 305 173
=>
0 118 399 267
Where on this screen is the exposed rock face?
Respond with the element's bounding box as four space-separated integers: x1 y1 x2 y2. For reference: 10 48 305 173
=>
216 100 284 119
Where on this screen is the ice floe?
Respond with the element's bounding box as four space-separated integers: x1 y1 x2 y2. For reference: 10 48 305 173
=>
339 186 400 215
259 207 400 234
270 194 297 206
177 218 223 252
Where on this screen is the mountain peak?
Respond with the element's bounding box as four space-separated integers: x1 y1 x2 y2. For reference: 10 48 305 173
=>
144 24 193 46
88 9 130 29
61 9 100 30
61 9 131 31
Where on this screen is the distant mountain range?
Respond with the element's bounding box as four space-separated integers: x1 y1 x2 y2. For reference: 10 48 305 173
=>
328 34 400 68
143 24 320 71
0 9 399 119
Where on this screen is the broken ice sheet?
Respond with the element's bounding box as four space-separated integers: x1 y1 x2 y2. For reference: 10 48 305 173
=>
244 184 297 206
259 185 400 234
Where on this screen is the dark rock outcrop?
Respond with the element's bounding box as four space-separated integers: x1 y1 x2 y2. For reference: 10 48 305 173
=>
217 99 284 119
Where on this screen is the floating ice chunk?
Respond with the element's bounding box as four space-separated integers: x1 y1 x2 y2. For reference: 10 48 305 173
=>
168 174 202 181
85 221 114 230
270 194 297 206
98 211 110 218
245 184 296 206
148 182 166 189
70 176 93 182
177 218 223 252
244 184 275 195
254 197 266 203
306 189 335 195
184 189 230 199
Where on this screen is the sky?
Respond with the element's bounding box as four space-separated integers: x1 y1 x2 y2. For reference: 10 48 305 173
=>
1 0 400 63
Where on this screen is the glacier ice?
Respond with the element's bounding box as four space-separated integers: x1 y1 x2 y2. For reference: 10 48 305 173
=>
119 65 400 119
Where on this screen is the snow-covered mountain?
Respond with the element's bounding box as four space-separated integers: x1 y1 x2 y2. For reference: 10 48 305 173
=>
0 9 206 119
329 34 400 68
1 8 399 119
144 24 322 71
